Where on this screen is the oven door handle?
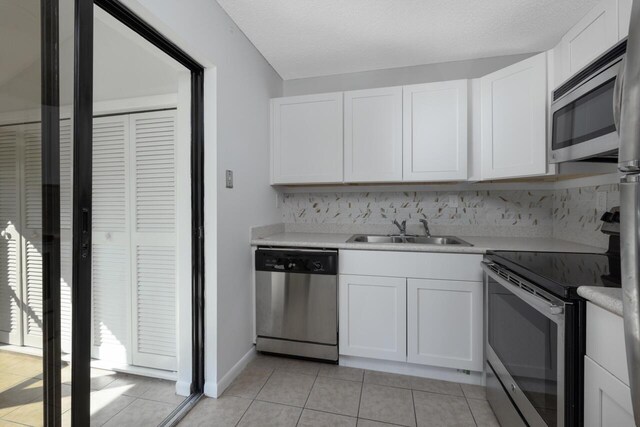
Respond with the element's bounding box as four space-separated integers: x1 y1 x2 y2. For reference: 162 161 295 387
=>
482 262 565 322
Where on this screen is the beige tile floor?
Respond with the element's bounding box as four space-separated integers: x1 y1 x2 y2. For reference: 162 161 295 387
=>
0 349 185 426
179 354 500 427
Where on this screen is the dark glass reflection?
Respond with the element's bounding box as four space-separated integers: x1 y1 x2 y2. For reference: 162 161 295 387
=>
552 78 616 150
488 279 558 426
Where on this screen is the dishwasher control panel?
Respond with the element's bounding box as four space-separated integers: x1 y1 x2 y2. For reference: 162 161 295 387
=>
255 248 337 275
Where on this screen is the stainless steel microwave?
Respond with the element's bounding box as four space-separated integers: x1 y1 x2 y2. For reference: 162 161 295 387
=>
550 39 626 163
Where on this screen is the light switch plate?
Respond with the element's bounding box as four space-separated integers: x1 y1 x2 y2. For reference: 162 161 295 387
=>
225 170 233 188
596 191 607 211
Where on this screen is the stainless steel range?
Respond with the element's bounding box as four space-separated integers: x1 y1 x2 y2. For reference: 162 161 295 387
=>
483 245 621 427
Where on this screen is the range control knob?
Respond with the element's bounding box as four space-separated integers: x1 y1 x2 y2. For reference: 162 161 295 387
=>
312 262 323 270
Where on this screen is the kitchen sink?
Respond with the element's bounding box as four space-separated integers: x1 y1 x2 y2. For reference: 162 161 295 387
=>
347 234 472 246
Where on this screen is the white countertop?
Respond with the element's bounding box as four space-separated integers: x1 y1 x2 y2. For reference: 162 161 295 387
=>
250 232 605 255
578 286 623 317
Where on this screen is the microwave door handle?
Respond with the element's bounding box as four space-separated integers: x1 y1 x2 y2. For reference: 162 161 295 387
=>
613 56 625 134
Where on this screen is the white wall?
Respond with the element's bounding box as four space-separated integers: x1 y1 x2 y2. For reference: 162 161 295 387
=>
119 0 283 396
283 53 535 96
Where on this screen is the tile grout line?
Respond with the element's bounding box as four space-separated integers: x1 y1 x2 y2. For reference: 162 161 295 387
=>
356 370 366 419
411 389 418 427
99 395 140 426
295 369 319 426
233 364 278 426
464 397 480 427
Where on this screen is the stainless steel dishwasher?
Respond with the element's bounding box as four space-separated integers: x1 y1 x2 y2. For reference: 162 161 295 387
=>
255 247 338 362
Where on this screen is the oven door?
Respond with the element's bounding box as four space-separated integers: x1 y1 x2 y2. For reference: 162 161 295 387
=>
483 262 566 427
550 58 621 163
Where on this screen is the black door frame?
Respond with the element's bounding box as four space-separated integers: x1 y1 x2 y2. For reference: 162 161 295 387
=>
40 0 206 425
41 0 62 424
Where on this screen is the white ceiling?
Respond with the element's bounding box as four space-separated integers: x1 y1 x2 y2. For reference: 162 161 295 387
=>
217 0 599 80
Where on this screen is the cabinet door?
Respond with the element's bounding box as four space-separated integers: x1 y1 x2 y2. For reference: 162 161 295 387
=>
560 0 618 77
271 93 343 184
0 126 22 345
481 53 547 180
339 274 406 361
91 115 132 364
403 81 468 182
584 356 635 427
407 279 483 371
618 0 633 39
21 123 43 348
129 111 178 371
344 87 403 182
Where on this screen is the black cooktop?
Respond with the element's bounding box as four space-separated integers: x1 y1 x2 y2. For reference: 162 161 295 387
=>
486 250 621 299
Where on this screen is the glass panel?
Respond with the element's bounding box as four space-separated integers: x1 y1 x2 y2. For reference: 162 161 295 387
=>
0 1 47 424
552 78 616 150
60 0 75 423
488 278 558 426
87 6 191 425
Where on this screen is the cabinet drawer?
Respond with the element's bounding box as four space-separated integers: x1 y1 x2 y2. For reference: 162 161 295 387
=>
586 302 629 386
339 250 483 281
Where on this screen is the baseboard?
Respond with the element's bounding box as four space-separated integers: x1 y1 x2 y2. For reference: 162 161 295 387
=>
339 355 484 386
206 346 256 398
203 381 217 398
175 380 191 397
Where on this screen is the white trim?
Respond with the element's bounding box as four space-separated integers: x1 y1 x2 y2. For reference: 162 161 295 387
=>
339 355 484 386
202 66 219 398
89 359 177 381
175 71 193 398
211 347 257 398
275 171 622 194
93 94 178 116
0 109 42 126
275 181 555 193
175 380 191 397
203 381 218 398
0 94 178 127
553 172 621 189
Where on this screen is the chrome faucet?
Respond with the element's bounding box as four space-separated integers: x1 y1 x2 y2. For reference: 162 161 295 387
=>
392 219 407 236
419 219 431 237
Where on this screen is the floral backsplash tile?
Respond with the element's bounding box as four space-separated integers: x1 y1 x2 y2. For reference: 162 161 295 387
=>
280 184 621 248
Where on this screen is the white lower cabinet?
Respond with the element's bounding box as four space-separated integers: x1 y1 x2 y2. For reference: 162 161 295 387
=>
584 356 635 427
339 274 407 361
338 250 484 372
584 302 634 426
407 278 483 371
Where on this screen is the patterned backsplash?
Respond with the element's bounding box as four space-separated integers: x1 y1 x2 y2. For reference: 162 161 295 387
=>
552 183 620 248
280 183 621 248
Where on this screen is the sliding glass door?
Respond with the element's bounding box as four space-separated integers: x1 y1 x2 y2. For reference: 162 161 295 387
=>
1 0 203 425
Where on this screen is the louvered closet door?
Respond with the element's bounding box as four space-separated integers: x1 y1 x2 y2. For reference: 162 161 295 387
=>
0 125 23 345
91 115 131 364
21 123 43 348
60 119 73 353
130 111 177 371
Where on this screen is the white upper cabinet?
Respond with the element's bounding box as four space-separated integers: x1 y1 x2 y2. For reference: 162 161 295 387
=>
270 93 343 184
344 87 403 182
618 0 633 39
480 53 547 180
560 0 619 77
403 81 468 182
